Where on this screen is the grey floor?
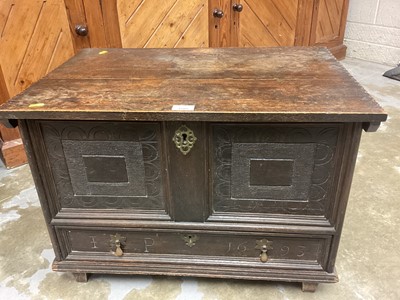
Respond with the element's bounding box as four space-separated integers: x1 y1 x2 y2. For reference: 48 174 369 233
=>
1 57 400 299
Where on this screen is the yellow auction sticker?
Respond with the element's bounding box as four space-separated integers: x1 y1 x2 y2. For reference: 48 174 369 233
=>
29 103 45 108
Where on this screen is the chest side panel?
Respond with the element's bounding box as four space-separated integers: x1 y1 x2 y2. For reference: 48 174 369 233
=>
39 121 167 213
210 124 343 222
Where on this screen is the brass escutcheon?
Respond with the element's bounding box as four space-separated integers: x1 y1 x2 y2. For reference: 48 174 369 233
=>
181 234 199 248
255 239 273 263
110 233 126 257
172 125 197 155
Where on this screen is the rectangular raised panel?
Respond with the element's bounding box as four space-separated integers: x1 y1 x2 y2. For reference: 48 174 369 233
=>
63 140 146 197
232 143 315 200
250 159 294 186
40 121 166 211
211 124 342 218
82 156 128 183
59 228 330 270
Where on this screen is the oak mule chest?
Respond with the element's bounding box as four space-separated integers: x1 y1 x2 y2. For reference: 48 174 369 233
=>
0 48 386 292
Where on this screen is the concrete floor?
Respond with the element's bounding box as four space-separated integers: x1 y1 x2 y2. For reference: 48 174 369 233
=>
1 57 400 299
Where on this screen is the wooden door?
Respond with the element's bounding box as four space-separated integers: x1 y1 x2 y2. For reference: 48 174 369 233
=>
65 0 346 56
0 0 75 97
0 0 75 167
117 0 209 48
310 0 349 58
239 0 299 47
210 0 313 48
64 0 122 51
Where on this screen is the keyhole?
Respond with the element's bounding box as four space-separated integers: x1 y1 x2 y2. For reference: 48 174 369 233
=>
182 133 188 144
188 235 192 239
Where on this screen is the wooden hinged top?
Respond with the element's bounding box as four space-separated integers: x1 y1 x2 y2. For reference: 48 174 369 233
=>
0 47 387 126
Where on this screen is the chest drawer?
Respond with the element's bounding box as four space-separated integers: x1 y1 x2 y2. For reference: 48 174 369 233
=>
57 227 331 272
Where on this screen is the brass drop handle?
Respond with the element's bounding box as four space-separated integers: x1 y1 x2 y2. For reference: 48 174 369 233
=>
260 245 268 262
255 239 273 263
75 24 88 36
213 9 224 18
110 233 126 257
114 240 124 257
233 4 243 12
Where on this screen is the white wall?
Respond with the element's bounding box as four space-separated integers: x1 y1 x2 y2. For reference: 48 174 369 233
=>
345 0 400 66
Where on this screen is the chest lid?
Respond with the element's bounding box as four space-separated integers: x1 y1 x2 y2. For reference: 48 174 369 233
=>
0 47 387 126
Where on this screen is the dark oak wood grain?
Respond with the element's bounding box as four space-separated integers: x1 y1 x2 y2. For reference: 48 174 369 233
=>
165 122 208 222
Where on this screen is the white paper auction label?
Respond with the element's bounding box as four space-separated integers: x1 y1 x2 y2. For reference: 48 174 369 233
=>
171 105 196 111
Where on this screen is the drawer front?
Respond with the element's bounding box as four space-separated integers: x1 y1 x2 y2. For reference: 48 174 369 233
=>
210 124 343 221
40 121 166 212
58 228 331 270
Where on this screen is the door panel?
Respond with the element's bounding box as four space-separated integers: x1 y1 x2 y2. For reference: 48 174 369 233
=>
117 0 209 48
239 0 299 47
64 0 122 50
209 0 233 47
239 1 281 47
312 0 346 45
309 0 349 58
175 4 209 48
0 0 75 97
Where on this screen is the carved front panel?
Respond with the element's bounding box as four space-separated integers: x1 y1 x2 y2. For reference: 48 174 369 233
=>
211 124 342 217
40 121 165 210
60 228 330 269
